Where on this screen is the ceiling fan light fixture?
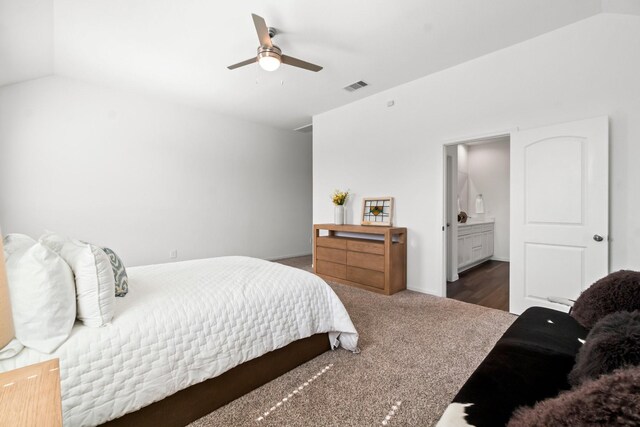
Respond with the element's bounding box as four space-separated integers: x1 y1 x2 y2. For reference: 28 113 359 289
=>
258 55 281 71
257 46 282 71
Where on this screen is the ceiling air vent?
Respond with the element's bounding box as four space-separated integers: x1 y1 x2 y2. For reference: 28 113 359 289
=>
343 80 369 92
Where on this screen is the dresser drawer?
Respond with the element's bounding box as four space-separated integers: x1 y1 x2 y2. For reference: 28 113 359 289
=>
347 251 384 272
316 260 347 279
346 239 384 255
317 246 346 264
347 266 385 289
317 236 347 250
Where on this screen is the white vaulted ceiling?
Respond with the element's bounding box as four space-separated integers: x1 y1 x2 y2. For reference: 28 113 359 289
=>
3 0 635 130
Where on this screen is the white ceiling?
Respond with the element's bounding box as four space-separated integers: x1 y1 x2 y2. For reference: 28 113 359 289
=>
3 0 633 130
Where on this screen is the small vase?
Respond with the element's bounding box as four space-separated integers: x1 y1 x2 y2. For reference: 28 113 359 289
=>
334 205 344 225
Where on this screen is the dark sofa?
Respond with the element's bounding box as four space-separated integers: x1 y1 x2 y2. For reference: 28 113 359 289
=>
437 269 640 427
436 306 588 427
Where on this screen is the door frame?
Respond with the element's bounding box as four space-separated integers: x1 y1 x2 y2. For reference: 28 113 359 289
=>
444 145 458 283
441 129 515 299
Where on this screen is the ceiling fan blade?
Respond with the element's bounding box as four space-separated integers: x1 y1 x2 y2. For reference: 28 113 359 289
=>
281 55 323 72
251 13 272 47
227 57 257 70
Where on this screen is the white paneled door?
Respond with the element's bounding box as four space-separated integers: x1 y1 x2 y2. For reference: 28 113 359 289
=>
510 117 609 315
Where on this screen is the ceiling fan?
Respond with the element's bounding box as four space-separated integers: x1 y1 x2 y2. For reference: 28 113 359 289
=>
227 14 323 73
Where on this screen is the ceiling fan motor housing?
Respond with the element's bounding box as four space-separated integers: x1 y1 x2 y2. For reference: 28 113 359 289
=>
257 45 282 61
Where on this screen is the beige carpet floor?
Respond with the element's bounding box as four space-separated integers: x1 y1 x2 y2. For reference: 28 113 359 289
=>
189 257 515 427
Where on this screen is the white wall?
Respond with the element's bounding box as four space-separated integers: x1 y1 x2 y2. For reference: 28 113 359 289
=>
466 139 510 261
0 0 54 86
0 76 313 266
313 13 640 295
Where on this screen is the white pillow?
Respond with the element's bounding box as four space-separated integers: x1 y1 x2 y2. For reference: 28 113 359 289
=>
4 236 76 353
0 339 24 359
3 233 36 259
0 234 26 359
40 233 115 327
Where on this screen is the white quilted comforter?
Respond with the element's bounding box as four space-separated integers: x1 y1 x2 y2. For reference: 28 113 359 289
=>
0 256 359 426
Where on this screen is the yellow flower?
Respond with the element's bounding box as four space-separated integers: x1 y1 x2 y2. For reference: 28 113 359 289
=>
331 189 350 206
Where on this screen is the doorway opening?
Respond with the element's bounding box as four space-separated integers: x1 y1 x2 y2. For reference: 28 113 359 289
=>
444 136 510 311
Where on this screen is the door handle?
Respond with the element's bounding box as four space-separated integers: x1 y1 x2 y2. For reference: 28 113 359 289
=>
593 234 604 242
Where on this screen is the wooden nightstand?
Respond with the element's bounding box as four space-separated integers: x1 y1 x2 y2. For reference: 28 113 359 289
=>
0 359 63 426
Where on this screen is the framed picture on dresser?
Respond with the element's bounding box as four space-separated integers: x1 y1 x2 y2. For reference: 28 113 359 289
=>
361 197 394 226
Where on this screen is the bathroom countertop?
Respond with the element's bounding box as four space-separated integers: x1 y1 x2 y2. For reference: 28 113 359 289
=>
458 218 495 227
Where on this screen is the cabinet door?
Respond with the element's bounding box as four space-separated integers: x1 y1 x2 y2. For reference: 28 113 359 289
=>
458 236 473 267
480 232 490 259
472 246 483 262
471 234 482 249
487 231 494 258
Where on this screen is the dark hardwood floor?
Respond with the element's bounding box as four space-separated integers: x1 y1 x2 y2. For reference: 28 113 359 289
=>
447 260 510 311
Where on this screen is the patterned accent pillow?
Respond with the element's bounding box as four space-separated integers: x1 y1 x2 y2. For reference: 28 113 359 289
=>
102 247 129 297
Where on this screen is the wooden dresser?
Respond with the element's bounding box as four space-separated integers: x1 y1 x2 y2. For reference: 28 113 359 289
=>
313 224 407 295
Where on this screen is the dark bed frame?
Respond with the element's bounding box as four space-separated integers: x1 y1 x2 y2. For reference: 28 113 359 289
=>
100 333 330 427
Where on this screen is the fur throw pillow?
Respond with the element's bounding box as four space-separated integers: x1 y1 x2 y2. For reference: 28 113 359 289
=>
569 311 640 386
571 270 640 329
508 365 640 427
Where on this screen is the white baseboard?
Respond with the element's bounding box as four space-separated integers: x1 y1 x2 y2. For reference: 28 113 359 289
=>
490 256 510 262
407 286 444 297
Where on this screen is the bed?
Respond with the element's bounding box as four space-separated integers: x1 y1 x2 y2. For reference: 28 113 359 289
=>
0 256 359 426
